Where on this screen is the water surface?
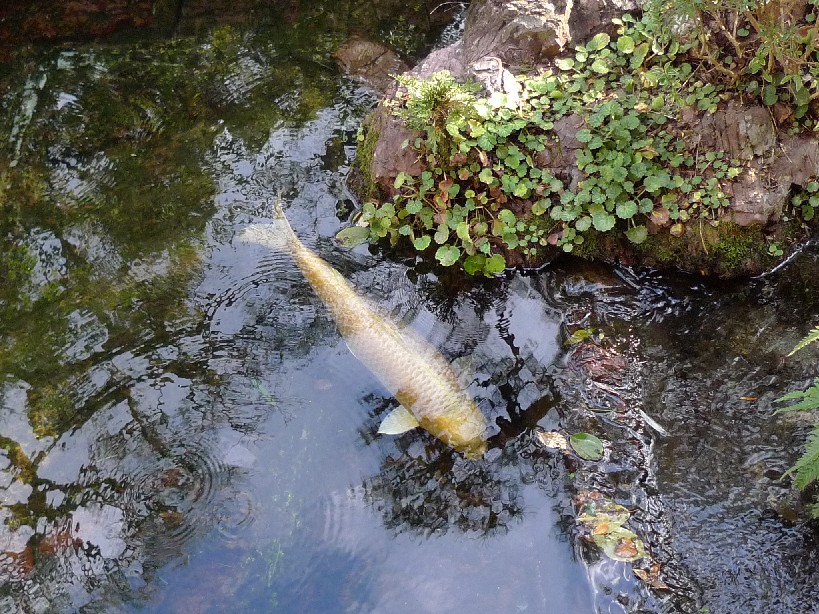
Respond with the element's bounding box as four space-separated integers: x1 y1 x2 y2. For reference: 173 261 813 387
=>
1 6 819 614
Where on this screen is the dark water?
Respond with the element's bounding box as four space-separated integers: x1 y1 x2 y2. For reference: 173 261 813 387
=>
1 5 819 614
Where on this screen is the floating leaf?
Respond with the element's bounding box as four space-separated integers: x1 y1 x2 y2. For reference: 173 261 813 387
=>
634 563 670 590
335 226 370 247
569 432 604 460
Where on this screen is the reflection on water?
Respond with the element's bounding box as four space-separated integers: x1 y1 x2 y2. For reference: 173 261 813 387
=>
2 6 819 614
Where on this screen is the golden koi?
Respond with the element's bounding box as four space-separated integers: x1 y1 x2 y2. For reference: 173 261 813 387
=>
242 202 488 458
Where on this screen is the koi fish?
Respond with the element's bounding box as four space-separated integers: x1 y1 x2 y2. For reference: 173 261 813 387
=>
241 201 488 459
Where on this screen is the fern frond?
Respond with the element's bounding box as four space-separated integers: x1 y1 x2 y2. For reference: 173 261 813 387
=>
788 325 819 357
774 380 819 414
790 424 819 490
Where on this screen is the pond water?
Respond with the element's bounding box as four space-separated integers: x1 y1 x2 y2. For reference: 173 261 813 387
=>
1 4 819 613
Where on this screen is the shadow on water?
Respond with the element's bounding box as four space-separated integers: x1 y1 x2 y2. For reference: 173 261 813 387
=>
1 4 819 614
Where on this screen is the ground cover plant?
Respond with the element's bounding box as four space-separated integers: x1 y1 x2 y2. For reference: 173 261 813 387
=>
342 3 819 275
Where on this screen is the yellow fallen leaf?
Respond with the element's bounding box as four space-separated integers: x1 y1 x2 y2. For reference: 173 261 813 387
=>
536 430 569 451
593 522 610 535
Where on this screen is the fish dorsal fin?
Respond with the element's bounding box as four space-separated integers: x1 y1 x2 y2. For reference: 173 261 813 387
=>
378 405 420 435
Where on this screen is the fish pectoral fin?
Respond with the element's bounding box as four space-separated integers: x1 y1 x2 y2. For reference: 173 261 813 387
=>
377 405 420 435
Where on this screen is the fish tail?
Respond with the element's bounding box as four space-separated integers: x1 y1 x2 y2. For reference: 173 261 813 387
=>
240 198 298 251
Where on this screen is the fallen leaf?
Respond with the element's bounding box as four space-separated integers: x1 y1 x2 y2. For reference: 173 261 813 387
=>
740 395 758 401
615 538 640 559
536 430 569 451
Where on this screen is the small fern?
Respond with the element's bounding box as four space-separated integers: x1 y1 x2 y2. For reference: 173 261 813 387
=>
789 325 819 357
776 325 819 517
789 425 819 490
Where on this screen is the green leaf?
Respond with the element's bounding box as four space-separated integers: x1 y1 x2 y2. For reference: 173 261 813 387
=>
569 432 604 460
763 84 779 106
394 172 409 189
484 253 506 275
587 32 611 52
576 129 594 143
498 209 517 225
478 167 494 183
463 254 486 275
335 226 371 247
555 57 575 71
406 199 423 214
788 325 819 356
575 215 592 232
513 182 530 197
413 235 432 250
590 206 616 231
565 327 597 345
644 172 670 192
434 224 450 244
590 59 609 74
625 225 648 244
630 43 649 69
456 221 472 242
435 245 461 266
617 35 635 53
616 200 638 219
790 424 819 490
532 199 549 216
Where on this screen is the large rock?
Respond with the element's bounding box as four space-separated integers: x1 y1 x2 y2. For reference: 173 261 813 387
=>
682 102 776 161
728 171 790 226
333 38 410 94
463 0 571 69
772 136 819 185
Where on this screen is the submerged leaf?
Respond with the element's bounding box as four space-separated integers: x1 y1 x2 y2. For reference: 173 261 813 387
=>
593 527 646 562
335 226 371 247
565 327 596 345
536 430 569 451
569 432 604 460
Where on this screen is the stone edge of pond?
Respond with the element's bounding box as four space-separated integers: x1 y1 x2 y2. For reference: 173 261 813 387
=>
340 0 819 280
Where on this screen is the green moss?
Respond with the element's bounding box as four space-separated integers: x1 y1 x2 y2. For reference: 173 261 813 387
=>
711 223 764 272
352 115 381 201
